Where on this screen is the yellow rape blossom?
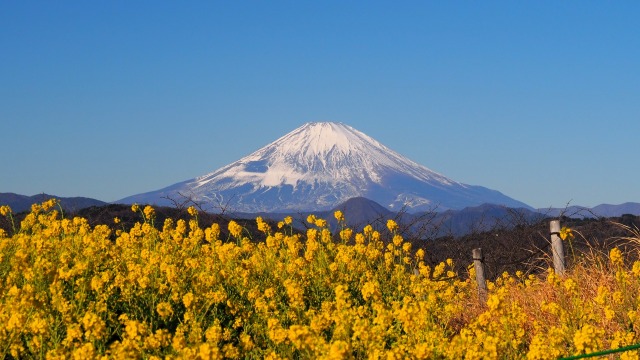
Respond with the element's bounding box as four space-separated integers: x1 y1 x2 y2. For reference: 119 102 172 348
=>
387 219 398 232
187 206 198 216
339 228 353 242
559 226 574 241
363 224 373 237
315 218 328 228
610 247 624 267
573 324 604 354
228 220 243 238
3 201 640 359
183 292 195 308
0 205 12 216
143 205 155 220
156 302 173 318
42 198 58 210
329 341 350 359
256 216 271 234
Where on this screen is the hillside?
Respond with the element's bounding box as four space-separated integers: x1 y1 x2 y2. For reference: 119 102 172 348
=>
0 192 106 213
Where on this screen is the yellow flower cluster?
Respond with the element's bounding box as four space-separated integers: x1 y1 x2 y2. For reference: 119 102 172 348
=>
0 205 11 216
1 202 640 359
560 226 575 241
228 220 243 238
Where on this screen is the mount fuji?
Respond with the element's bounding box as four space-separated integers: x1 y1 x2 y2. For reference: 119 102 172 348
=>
119 122 530 212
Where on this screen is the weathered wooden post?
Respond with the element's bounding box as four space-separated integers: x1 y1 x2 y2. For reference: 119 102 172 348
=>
472 248 488 302
550 220 565 275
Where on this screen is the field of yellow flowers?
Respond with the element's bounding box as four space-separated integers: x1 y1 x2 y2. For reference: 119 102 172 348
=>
1 200 640 359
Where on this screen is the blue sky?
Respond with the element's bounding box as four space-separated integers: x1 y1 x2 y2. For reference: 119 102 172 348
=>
1 1 639 209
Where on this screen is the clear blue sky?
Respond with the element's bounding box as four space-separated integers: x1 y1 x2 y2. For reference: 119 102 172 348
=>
1 1 639 209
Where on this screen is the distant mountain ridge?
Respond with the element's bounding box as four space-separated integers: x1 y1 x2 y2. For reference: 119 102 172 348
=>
3 191 638 237
539 202 640 218
228 197 640 237
0 193 106 213
119 122 530 212
226 197 542 238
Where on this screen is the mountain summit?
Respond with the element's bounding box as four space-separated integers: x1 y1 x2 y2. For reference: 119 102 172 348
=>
119 122 530 212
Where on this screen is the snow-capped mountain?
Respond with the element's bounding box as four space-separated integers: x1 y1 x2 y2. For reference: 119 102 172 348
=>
119 122 530 212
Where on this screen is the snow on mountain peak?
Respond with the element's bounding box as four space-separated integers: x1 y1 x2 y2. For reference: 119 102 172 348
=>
195 121 456 190
119 122 531 212
269 122 379 159
291 122 357 155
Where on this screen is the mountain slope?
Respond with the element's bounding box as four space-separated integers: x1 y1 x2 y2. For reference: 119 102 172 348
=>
119 122 530 212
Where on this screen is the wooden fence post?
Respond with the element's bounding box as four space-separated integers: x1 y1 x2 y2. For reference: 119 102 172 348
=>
472 248 488 302
550 220 565 275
